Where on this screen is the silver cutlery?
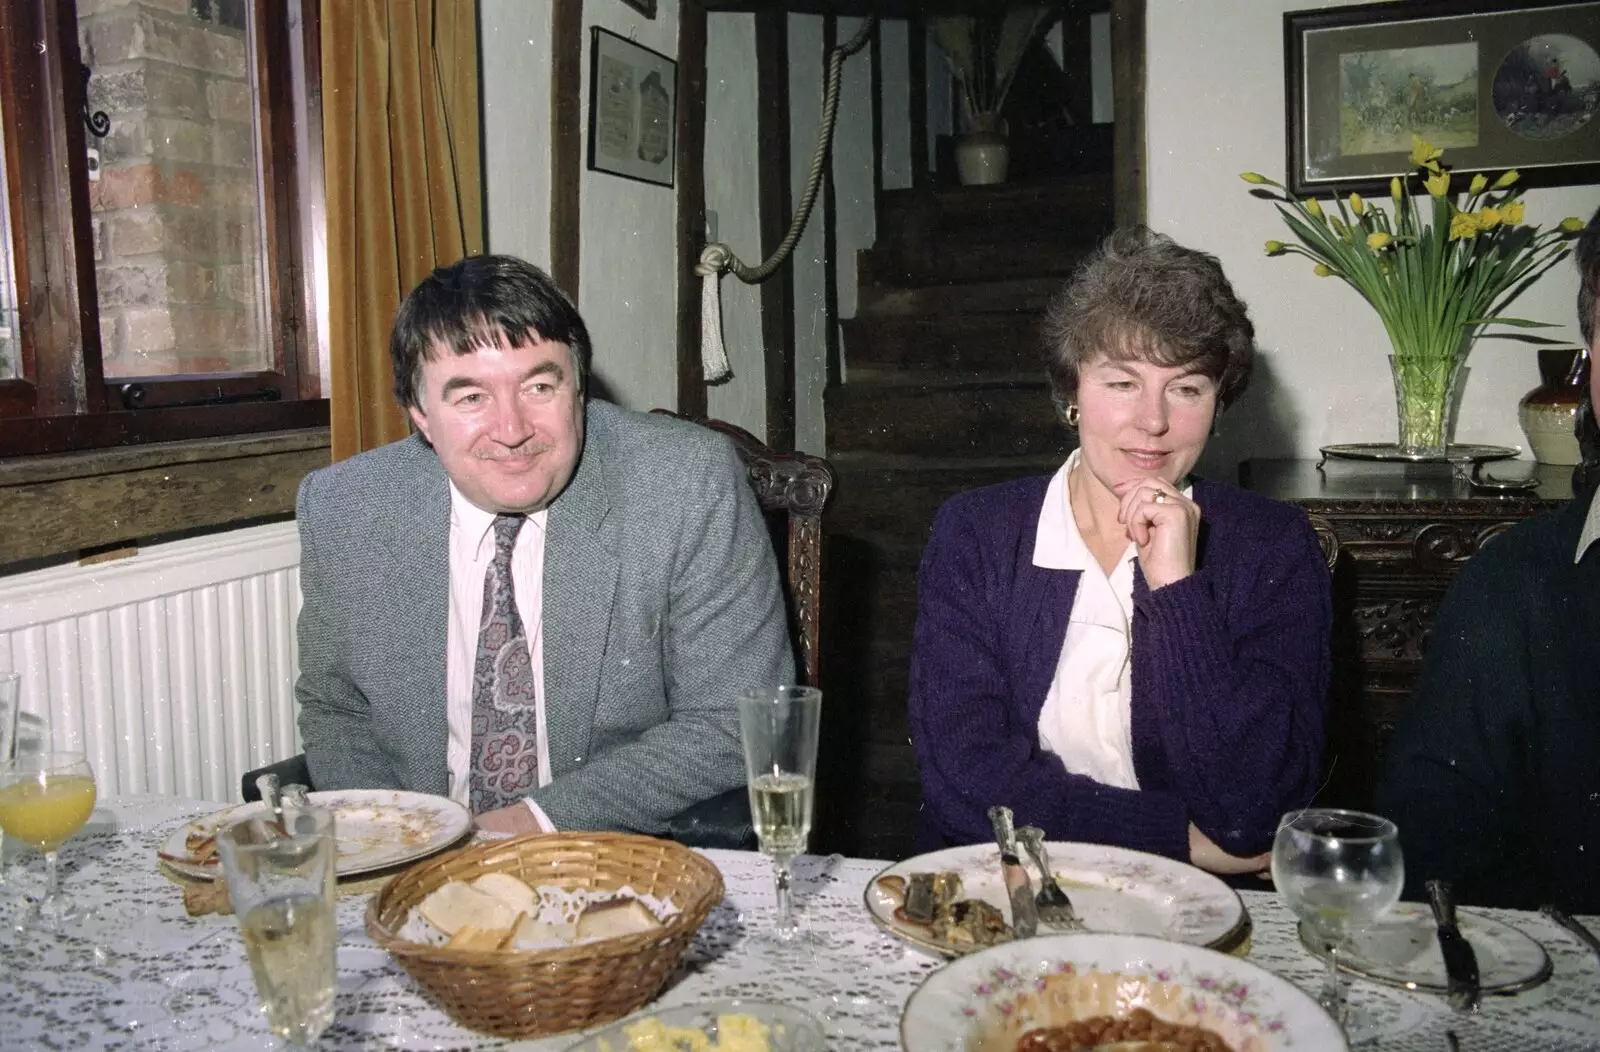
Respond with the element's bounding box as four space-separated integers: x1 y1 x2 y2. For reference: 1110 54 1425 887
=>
1427 879 1481 1014
1444 1029 1461 1052
986 806 1038 938
1541 904 1600 966
1016 825 1085 931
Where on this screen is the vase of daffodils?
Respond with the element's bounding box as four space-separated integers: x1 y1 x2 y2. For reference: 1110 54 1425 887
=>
1243 137 1583 457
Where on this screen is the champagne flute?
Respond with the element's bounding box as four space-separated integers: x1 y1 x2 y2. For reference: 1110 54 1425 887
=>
0 751 98 930
217 800 338 1049
737 685 823 942
1272 808 1404 1037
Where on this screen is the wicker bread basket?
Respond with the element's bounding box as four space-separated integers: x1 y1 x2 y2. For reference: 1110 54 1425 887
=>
365 831 724 1038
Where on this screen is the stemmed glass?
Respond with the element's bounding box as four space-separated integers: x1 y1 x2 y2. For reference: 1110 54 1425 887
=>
737 685 823 942
1272 808 1404 1038
0 751 98 930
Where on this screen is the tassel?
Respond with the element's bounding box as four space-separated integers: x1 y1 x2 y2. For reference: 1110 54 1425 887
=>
696 244 733 384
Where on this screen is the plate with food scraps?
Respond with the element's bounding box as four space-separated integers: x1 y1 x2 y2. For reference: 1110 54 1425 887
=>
158 789 472 880
562 999 827 1052
900 932 1346 1052
865 841 1249 958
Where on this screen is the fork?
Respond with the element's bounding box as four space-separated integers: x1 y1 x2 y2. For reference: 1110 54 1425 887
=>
1017 826 1085 931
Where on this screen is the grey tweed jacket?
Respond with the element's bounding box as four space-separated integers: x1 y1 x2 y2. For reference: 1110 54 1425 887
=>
294 399 794 833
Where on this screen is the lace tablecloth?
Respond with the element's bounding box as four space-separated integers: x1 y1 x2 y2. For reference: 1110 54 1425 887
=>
1 796 1597 1051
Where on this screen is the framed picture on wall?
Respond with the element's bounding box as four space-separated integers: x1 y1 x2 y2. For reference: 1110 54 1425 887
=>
1285 0 1600 195
586 27 677 188
618 0 657 17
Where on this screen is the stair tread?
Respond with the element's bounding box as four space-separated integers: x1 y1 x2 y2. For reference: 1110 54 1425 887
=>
829 371 1048 392
830 451 1065 472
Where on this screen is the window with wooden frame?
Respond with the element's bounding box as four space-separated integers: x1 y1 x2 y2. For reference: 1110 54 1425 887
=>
0 0 326 458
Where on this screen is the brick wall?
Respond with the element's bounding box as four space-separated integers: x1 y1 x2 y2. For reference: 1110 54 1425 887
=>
79 0 267 377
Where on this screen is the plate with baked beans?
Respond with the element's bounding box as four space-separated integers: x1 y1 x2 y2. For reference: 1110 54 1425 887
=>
899 932 1347 1052
864 841 1249 959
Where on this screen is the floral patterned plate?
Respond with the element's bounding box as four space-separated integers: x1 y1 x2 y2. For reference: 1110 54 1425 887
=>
900 932 1347 1052
864 841 1250 958
157 789 472 880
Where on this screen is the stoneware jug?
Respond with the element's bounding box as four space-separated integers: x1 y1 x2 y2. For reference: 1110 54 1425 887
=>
1518 347 1588 466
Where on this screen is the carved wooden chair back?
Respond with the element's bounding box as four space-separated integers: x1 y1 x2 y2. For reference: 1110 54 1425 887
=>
1309 514 1340 575
651 411 836 686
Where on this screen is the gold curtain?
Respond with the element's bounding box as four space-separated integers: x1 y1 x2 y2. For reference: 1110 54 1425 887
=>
323 0 484 461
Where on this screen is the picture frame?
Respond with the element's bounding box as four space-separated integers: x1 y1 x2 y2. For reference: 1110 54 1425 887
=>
586 26 677 188
1285 0 1600 195
618 0 657 17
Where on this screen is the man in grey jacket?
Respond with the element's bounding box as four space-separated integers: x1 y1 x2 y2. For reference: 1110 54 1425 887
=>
295 255 792 835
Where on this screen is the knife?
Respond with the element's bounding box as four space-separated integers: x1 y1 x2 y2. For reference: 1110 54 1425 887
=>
1426 879 1481 1013
987 806 1038 938
1541 904 1600 966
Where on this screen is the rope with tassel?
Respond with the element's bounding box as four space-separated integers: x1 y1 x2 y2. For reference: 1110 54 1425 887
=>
697 16 877 383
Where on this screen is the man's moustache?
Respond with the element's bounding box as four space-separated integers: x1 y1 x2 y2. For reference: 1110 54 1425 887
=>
473 444 554 459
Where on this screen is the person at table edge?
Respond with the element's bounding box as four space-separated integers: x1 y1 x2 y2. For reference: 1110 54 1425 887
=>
909 229 1332 875
294 254 793 835
1377 206 1600 913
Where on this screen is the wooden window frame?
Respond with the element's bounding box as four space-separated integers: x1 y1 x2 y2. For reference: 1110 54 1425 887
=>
0 0 328 459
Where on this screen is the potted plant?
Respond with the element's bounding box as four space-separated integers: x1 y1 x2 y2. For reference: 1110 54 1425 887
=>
1243 138 1583 457
932 8 1053 187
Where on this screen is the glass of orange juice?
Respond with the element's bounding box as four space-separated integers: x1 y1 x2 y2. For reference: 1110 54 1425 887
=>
0 751 97 929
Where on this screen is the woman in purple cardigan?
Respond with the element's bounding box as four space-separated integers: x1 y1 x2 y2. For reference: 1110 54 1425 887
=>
909 229 1331 876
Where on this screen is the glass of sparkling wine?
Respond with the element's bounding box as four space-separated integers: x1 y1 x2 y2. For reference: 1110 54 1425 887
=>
0 750 98 929
738 685 823 941
1272 808 1404 1037
216 801 338 1049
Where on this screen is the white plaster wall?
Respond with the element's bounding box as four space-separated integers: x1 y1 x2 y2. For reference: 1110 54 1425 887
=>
480 0 553 269
1146 0 1597 475
704 12 766 435
790 15 829 454
880 19 913 192
579 0 682 411
833 16 877 337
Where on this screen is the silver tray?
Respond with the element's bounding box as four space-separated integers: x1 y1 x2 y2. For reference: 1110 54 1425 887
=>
1317 443 1520 467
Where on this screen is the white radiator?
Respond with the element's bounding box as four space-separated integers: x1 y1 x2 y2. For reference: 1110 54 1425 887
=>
0 521 303 803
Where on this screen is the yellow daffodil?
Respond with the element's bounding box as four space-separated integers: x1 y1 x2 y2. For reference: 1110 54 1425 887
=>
1305 199 1323 218
1500 201 1525 226
1476 207 1503 231
1410 135 1443 172
1240 172 1268 184
1367 232 1391 250
1493 170 1520 190
1390 176 1403 201
1349 193 1366 215
1330 216 1349 236
1424 169 1450 196
1561 217 1585 232
1313 263 1332 277
1468 173 1487 195
1264 240 1285 255
1448 212 1479 240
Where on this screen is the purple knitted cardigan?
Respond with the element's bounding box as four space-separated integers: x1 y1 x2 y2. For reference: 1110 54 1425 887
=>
909 473 1331 862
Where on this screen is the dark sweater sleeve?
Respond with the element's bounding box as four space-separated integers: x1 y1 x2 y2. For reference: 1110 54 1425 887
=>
1133 511 1332 857
1375 548 1533 906
908 500 1191 860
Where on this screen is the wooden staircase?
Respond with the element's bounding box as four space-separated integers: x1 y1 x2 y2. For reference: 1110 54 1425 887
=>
816 175 1115 861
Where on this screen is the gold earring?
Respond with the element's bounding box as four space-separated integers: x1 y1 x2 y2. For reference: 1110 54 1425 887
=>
1065 403 1080 429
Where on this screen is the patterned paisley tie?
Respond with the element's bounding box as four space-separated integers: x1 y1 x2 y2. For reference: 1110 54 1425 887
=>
468 513 540 813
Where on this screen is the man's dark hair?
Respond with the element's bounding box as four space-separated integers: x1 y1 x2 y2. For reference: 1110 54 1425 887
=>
390 255 592 410
1574 207 1600 492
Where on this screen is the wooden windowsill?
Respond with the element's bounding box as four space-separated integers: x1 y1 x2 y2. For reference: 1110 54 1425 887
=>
0 427 332 569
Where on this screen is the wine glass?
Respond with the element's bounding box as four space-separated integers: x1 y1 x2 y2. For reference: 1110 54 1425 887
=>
0 751 98 930
1272 808 1404 1037
737 685 823 942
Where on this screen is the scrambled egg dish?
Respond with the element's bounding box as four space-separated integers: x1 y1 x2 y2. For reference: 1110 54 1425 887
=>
610 1013 769 1052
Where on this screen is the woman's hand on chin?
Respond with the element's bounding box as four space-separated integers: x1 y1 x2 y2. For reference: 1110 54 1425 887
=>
1113 477 1201 589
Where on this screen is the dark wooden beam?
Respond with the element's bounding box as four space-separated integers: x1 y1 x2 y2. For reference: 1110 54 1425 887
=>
550 0 583 301
821 16 841 390
705 1 1017 13
1111 0 1146 228
755 12 795 451
907 15 927 191
869 18 883 199
676 1 710 417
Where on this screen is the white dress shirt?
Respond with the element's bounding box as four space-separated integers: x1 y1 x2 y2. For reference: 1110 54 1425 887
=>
445 483 556 829
1032 451 1193 790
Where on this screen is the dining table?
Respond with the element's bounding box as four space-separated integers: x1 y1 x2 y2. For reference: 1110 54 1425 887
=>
1 795 1597 1051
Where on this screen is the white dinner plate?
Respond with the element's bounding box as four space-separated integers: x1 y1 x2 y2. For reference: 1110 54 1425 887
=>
1298 902 1552 995
157 789 472 880
864 841 1249 958
900 932 1347 1052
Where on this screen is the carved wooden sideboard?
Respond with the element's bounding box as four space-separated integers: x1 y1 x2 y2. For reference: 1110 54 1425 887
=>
1239 458 1575 810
